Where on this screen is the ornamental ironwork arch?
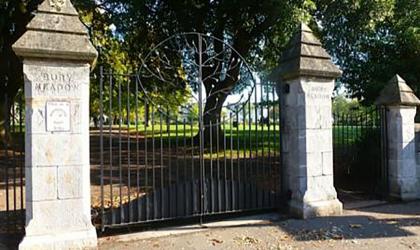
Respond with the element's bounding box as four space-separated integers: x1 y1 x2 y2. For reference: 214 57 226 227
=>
136 32 258 125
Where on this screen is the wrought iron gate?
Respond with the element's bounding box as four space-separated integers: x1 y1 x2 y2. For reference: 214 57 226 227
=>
91 33 283 231
0 93 25 234
333 106 388 197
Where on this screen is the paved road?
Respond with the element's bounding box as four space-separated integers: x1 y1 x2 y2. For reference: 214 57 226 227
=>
99 201 420 250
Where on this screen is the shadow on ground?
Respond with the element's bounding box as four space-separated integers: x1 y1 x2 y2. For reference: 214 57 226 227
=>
2 201 420 249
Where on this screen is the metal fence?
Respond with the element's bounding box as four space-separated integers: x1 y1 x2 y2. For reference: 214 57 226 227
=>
90 69 284 231
0 94 25 234
333 106 388 197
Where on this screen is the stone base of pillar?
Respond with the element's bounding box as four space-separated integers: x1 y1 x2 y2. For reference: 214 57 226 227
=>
289 199 343 219
389 177 419 201
19 227 97 250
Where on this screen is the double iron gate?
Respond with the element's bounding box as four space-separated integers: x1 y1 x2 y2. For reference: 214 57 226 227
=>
91 33 284 230
0 33 390 234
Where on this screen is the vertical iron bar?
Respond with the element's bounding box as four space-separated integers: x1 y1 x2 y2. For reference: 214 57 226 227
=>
175 117 179 217
236 107 240 209
278 83 283 196
12 101 16 216
144 99 149 221
108 70 115 225
127 76 132 223
242 105 247 209
210 121 214 213
191 119 195 215
216 118 221 212
267 85 276 206
152 106 156 219
198 34 204 223
183 119 187 216
4 94 9 225
160 112 164 219
260 83 265 207
135 77 140 221
99 66 105 230
248 99 252 209
270 87 276 206
19 96 24 224
230 113 234 211
118 78 124 223
223 116 227 211
341 114 345 175
167 110 171 217
254 83 259 208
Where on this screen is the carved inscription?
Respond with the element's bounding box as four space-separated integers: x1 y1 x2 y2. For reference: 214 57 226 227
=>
34 72 79 96
46 101 70 132
307 86 330 100
49 0 66 11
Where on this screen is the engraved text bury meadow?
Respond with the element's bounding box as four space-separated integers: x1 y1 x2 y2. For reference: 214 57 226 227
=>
34 72 79 96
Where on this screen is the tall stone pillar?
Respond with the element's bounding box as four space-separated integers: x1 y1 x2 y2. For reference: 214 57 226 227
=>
12 0 98 249
270 23 342 218
376 75 420 200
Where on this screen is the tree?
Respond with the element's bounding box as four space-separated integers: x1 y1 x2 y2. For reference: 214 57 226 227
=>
97 0 313 139
0 0 43 143
312 0 420 103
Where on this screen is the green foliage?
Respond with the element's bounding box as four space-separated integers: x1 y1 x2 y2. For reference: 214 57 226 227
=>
333 96 361 114
1 0 418 125
313 0 420 103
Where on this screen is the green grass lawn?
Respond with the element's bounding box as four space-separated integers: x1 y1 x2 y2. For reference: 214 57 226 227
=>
6 123 377 153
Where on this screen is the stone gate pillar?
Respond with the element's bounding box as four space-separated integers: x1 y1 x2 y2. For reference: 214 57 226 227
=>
12 0 98 249
270 23 342 218
376 75 420 200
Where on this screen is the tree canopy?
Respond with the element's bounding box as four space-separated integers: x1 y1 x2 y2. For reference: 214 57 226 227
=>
0 0 419 132
313 0 420 103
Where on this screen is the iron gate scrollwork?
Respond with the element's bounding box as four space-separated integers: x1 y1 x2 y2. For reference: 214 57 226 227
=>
91 33 283 231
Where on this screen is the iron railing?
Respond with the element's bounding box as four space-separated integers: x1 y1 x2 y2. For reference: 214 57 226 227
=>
0 93 25 234
90 70 283 231
333 106 388 196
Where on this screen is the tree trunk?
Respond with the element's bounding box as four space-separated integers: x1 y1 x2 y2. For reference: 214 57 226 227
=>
194 91 228 146
145 102 150 127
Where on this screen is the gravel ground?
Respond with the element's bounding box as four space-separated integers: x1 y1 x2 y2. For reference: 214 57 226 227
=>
99 201 420 250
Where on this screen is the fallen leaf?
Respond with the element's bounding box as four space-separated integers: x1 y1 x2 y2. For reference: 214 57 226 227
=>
210 239 223 244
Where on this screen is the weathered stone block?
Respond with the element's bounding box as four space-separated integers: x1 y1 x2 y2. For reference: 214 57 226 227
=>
58 165 83 199
19 228 97 250
388 141 416 162
24 60 89 99
25 199 93 237
305 129 332 153
25 166 57 202
289 199 342 219
25 134 87 166
389 177 418 200
322 151 333 176
306 152 323 177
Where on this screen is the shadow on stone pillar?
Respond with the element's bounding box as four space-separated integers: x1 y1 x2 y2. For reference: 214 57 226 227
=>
269 23 343 219
376 75 420 201
12 0 98 249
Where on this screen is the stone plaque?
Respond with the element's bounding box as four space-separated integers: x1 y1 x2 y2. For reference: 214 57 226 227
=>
46 101 70 132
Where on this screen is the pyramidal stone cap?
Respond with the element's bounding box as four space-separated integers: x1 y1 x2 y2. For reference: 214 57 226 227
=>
269 23 342 81
12 0 98 65
375 75 420 106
